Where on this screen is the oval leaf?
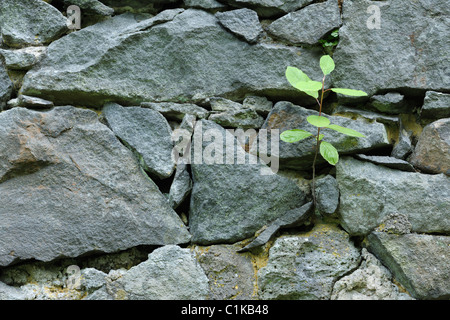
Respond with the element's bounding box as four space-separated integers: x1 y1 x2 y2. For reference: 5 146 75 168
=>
320 55 335 75
293 81 323 92
307 115 330 127
331 88 368 96
304 90 319 99
286 66 311 86
326 124 366 137
320 141 339 165
280 129 313 143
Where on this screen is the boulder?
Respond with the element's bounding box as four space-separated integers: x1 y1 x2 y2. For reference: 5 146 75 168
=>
410 118 450 175
336 157 450 236
0 106 190 267
332 0 450 98
21 9 324 107
368 232 450 300
215 8 263 44
0 0 67 48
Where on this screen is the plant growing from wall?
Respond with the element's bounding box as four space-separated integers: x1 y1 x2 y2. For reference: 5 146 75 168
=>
280 55 367 208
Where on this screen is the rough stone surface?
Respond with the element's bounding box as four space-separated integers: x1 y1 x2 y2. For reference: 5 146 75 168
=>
410 118 450 175
193 244 257 300
215 8 263 44
332 0 450 98
168 162 193 209
208 108 265 129
243 95 272 115
17 95 54 109
61 0 115 16
0 0 68 48
368 232 450 300
141 101 209 121
0 106 190 266
0 47 47 71
262 101 390 169
184 0 227 10
21 9 324 107
103 103 175 179
267 0 341 45
421 91 450 119
331 249 413 300
336 157 450 236
354 154 416 172
258 224 361 300
189 119 306 244
0 61 13 109
314 175 339 215
105 245 209 300
370 92 408 114
221 0 314 18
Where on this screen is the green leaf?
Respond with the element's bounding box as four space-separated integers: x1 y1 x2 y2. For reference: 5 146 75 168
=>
304 90 319 99
292 81 323 92
325 124 366 137
320 141 339 165
318 134 324 140
280 129 313 143
330 29 339 38
331 88 368 97
320 55 335 75
307 115 330 127
286 66 311 85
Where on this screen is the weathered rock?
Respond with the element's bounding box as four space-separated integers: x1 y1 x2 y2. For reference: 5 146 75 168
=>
103 103 175 179
370 92 408 114
0 281 26 300
354 154 416 172
221 0 314 18
141 101 209 121
314 175 339 215
367 232 450 300
189 119 306 245
0 47 47 71
0 0 68 48
375 213 412 235
267 0 342 45
421 91 450 119
193 244 256 300
410 118 450 175
242 95 272 116
0 61 13 109
17 95 54 109
210 97 243 112
331 249 413 300
184 0 227 10
336 157 450 236
332 105 399 126
61 0 114 16
208 108 265 128
168 162 193 209
21 9 324 107
0 106 190 267
391 127 413 160
262 101 390 169
332 0 450 98
258 224 361 300
215 8 263 44
105 245 209 300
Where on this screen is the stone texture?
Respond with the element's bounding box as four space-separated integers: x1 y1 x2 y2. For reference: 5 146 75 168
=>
61 0 115 16
0 106 190 267
0 47 47 71
17 95 54 109
0 0 68 48
314 175 339 215
208 108 265 128
0 61 13 110
243 95 273 115
221 0 314 18
370 92 408 114
421 91 450 119
354 154 416 172
368 232 450 300
21 9 324 107
332 0 450 98
141 101 209 121
410 118 450 175
262 101 390 169
184 0 227 10
331 249 413 300
336 157 450 236
168 162 193 209
103 103 176 179
189 119 306 244
215 8 263 44
267 0 342 45
105 245 209 300
258 224 361 300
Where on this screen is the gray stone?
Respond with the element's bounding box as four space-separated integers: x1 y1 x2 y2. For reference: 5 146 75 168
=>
184 0 227 10
332 0 450 98
0 281 26 300
215 8 263 44
17 95 54 109
21 9 324 107
258 224 361 300
354 154 416 172
0 106 190 267
370 92 408 114
332 105 399 126
208 108 265 129
0 47 47 71
141 101 210 121
189 119 306 245
0 61 13 110
410 118 450 175
262 101 390 169
168 162 193 209
193 244 257 300
331 249 413 300
103 103 176 179
106 245 209 300
243 95 273 115
267 0 342 45
314 175 339 215
61 0 114 16
221 0 314 18
336 157 450 236
375 213 412 235
80 268 108 292
391 127 413 160
368 232 450 300
210 97 244 112
421 91 450 119
0 0 68 48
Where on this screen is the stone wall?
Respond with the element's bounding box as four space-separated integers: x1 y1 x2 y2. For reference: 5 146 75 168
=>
0 0 449 300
